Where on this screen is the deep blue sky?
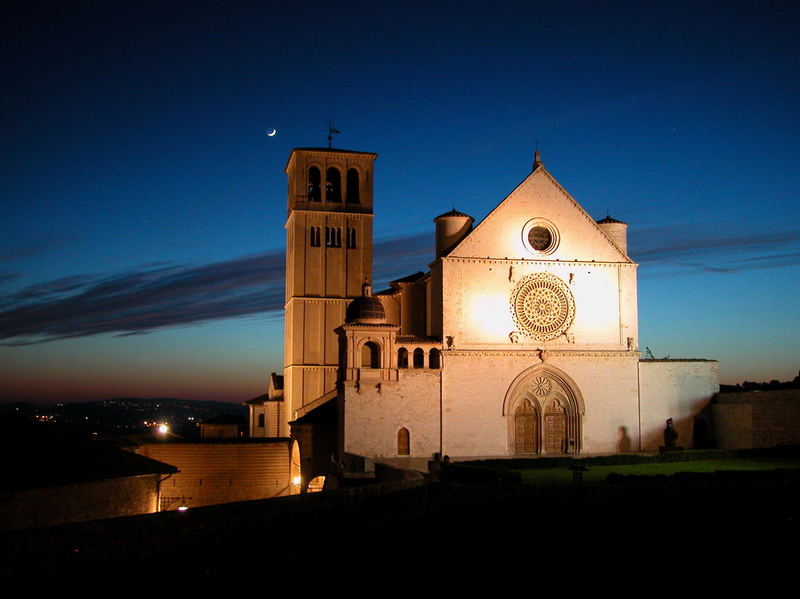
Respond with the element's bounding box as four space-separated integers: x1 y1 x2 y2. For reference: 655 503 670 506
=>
1 0 798 401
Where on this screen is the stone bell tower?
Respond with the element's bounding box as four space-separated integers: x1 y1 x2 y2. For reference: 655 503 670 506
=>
282 147 377 435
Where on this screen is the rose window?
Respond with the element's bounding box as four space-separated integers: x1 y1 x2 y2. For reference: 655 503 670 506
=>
532 376 552 397
511 273 575 341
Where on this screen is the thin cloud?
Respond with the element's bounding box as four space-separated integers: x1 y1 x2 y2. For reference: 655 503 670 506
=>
630 224 800 278
0 233 78 263
0 233 434 345
2 223 795 344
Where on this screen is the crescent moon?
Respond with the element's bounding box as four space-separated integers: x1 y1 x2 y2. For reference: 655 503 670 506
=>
267 128 277 137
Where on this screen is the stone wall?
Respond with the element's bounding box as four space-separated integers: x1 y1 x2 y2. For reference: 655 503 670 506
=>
639 360 719 451
443 352 640 456
0 474 162 530
344 370 441 458
713 390 800 449
136 440 290 508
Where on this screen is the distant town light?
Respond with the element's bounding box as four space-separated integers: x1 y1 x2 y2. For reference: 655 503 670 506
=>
157 424 169 434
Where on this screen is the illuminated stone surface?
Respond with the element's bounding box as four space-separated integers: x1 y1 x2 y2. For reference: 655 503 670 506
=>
260 147 719 474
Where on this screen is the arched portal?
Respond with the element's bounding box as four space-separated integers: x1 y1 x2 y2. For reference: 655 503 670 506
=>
307 476 326 493
503 365 584 455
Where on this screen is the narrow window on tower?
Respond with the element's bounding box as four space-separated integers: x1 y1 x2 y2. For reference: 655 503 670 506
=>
310 226 321 247
347 227 357 249
308 167 321 202
346 168 360 204
325 227 342 248
326 167 341 203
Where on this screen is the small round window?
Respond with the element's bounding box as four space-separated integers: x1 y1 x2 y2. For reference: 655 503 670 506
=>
528 226 552 251
522 218 559 255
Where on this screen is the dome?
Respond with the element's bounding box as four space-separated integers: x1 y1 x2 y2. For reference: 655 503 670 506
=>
345 284 386 324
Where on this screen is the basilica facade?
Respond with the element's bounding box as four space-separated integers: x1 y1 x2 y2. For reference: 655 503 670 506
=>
249 146 718 480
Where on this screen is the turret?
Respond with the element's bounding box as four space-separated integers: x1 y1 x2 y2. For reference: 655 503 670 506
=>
597 214 628 256
433 208 474 258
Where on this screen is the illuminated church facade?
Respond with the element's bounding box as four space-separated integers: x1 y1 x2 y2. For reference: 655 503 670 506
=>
249 146 718 476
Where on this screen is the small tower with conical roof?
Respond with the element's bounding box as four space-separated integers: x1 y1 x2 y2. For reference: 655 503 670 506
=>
433 208 474 258
596 214 629 256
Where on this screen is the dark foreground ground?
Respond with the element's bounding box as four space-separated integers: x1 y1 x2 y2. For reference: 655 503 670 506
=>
2 467 798 586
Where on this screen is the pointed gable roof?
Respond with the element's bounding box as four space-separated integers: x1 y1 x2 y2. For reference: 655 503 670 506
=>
448 164 632 263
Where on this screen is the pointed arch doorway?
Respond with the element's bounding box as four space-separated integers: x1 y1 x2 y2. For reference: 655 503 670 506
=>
503 365 585 455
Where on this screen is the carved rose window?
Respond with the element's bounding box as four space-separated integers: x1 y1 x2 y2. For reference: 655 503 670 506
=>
511 273 575 341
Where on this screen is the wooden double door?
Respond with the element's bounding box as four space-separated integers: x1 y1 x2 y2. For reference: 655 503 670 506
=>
515 401 566 454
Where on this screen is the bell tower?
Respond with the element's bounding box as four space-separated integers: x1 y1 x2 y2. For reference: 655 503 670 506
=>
282 147 377 435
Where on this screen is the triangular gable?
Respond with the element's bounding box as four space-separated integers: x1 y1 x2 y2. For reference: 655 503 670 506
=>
449 166 631 263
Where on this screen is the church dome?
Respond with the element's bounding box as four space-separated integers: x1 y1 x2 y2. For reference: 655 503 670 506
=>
345 283 386 324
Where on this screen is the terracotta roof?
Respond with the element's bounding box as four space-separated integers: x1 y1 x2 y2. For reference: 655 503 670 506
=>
270 372 284 390
390 271 426 285
291 397 337 425
290 147 378 156
597 215 626 224
434 208 473 221
245 393 283 404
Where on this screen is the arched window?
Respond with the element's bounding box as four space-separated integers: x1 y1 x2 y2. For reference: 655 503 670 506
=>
347 227 357 249
325 227 342 248
397 348 408 368
429 348 440 369
346 168 360 204
361 341 380 368
413 348 425 369
397 428 410 456
308 167 321 202
309 226 321 247
326 167 341 203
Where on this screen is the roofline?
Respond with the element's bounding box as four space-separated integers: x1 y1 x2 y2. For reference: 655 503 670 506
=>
285 148 378 171
445 164 633 263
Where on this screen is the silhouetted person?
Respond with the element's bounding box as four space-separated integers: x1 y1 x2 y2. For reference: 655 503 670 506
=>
664 418 678 448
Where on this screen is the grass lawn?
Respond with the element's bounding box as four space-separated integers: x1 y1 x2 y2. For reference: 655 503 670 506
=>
514 457 800 485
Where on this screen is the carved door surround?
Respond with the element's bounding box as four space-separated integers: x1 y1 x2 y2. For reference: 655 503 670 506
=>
504 364 584 455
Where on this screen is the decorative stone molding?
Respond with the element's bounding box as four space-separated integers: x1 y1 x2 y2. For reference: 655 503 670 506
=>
441 350 638 358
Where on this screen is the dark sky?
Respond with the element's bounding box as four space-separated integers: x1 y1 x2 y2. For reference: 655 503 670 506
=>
1 0 799 401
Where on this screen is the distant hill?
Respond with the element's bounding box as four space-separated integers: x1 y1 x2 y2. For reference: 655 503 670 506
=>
0 398 248 438
719 372 800 394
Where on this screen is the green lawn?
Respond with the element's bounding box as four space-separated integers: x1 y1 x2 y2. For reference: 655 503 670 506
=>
514 458 800 485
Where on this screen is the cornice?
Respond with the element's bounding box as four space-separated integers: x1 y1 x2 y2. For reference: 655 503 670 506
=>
443 350 640 358
286 210 373 220
443 256 637 268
